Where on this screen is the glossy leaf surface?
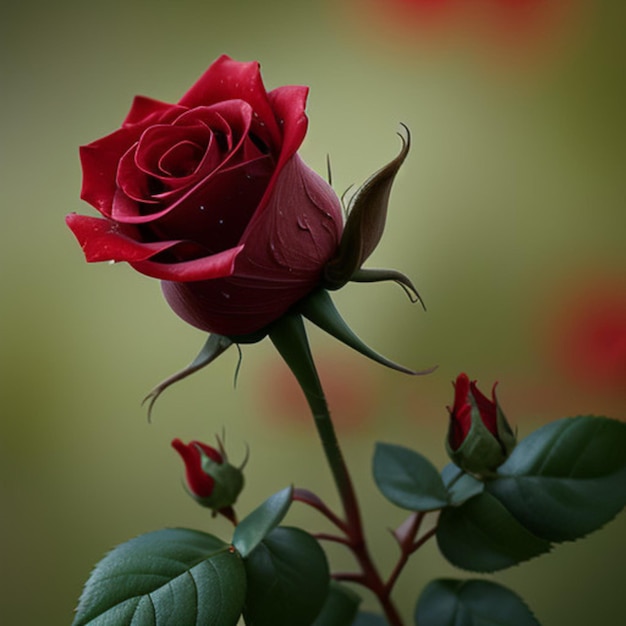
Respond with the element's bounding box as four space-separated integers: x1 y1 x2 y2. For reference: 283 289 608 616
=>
436 492 551 572
374 443 449 511
415 578 541 626
72 528 245 626
233 485 292 558
487 416 626 541
243 526 329 626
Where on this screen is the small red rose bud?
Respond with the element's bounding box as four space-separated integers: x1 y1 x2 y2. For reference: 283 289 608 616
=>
445 373 516 476
172 438 245 516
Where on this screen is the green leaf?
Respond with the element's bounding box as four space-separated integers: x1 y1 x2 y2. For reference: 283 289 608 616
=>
415 578 541 626
441 463 484 506
373 443 449 511
233 486 293 558
243 526 330 626
72 528 245 626
352 613 388 626
436 491 551 572
486 416 626 542
312 581 361 626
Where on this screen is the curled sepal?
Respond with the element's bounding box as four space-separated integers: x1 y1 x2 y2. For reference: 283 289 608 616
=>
323 125 410 290
298 289 433 376
143 333 232 420
350 267 425 309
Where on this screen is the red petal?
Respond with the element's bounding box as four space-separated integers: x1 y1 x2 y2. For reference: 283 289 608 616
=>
171 439 214 498
179 55 281 149
192 441 223 464
123 95 178 127
448 373 472 448
130 245 243 281
267 84 309 168
80 129 140 215
65 214 181 262
161 156 343 335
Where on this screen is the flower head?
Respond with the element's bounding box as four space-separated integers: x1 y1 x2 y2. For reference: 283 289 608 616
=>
172 437 244 517
446 373 516 476
67 55 343 337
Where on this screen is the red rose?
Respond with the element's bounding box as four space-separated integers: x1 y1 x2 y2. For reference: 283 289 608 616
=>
171 438 244 517
446 373 516 475
67 55 343 336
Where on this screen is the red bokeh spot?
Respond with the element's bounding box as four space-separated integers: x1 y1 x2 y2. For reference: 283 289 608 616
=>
545 275 626 394
339 0 585 70
257 352 380 432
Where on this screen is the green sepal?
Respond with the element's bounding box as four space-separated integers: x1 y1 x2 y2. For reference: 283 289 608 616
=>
445 392 516 477
312 582 361 626
486 415 626 542
232 486 293 558
495 401 517 455
373 443 449 511
193 449 244 512
72 528 246 626
415 578 541 626
323 126 410 289
242 526 330 626
298 289 431 376
436 491 552 572
350 267 425 309
143 333 232 420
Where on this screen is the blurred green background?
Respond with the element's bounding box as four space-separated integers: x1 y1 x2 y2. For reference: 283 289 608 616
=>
1 0 625 624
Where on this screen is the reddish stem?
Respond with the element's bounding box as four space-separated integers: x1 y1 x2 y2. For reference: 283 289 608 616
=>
293 487 349 534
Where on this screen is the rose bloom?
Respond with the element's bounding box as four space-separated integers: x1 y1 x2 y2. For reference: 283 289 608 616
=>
67 55 343 336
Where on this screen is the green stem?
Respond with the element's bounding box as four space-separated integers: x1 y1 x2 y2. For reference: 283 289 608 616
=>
270 314 404 626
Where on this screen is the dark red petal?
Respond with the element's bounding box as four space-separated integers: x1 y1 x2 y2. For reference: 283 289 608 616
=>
161 156 343 335
178 55 281 149
123 95 180 127
115 145 160 205
171 439 214 498
447 373 472 448
267 84 309 168
130 244 243 281
80 129 140 215
469 380 498 435
65 214 182 263
134 123 212 178
144 154 274 252
192 441 223 464
451 373 470 415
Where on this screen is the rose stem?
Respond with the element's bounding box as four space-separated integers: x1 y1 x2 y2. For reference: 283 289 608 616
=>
270 314 404 626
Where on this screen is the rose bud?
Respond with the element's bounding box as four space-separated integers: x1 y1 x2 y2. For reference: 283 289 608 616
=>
171 437 244 518
67 55 343 337
445 373 516 476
